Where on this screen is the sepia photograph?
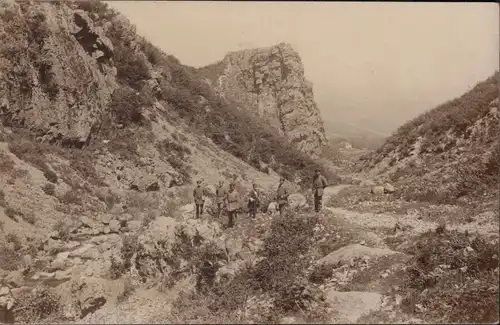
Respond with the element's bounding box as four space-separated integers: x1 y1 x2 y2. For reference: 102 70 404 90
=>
0 0 498 323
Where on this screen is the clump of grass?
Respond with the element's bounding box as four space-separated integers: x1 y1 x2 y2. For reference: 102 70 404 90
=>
58 189 83 206
6 233 22 250
399 230 499 323
42 183 56 196
0 242 22 271
4 206 22 221
52 220 71 241
13 285 63 323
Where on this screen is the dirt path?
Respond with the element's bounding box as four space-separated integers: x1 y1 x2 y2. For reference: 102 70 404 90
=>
323 185 498 238
316 184 498 324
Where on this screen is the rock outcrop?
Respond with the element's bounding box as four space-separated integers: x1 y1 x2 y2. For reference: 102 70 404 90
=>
0 1 117 147
199 43 326 157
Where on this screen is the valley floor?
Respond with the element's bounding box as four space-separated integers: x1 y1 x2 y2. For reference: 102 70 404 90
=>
1 181 498 324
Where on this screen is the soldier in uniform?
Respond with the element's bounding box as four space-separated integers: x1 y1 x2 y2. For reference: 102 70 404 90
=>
226 182 239 228
247 183 260 219
215 180 227 218
276 177 289 216
193 180 205 218
312 168 328 212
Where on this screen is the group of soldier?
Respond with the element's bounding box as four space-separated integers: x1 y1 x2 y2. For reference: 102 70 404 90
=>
193 169 328 228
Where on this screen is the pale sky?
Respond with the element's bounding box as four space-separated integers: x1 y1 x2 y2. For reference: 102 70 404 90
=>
108 1 499 135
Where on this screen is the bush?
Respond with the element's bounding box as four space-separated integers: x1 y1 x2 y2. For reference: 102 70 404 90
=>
400 230 499 323
109 86 149 126
112 42 150 89
13 285 63 323
6 233 22 251
43 169 58 183
0 243 21 271
58 189 83 206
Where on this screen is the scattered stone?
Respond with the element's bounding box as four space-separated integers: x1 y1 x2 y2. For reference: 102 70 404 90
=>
10 287 30 299
54 269 72 281
325 290 383 323
32 272 55 281
0 287 9 296
383 183 395 193
117 213 133 222
109 219 120 233
460 266 468 273
381 272 389 279
49 231 60 239
100 214 112 224
465 246 474 253
288 193 307 210
103 226 110 234
371 186 385 195
69 243 95 259
81 216 93 227
4 270 24 288
318 244 400 266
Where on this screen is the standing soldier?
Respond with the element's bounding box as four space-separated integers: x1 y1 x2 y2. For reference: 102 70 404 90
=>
215 180 227 218
276 177 289 216
226 182 240 228
312 168 328 212
193 180 205 218
247 183 260 219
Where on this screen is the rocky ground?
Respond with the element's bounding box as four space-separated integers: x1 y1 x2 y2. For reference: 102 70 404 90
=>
3 176 496 324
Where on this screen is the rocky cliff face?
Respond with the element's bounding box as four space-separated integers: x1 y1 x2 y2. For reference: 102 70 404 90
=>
0 0 117 147
199 43 326 157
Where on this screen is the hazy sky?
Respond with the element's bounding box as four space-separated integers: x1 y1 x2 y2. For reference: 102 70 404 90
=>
108 1 499 136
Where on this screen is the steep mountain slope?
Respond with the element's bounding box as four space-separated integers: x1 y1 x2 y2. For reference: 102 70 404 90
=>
0 0 335 322
359 72 499 204
198 43 327 157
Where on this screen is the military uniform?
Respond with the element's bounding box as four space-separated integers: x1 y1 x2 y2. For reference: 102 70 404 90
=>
277 182 289 216
313 174 328 212
215 185 228 218
247 188 260 218
193 185 205 218
226 189 239 227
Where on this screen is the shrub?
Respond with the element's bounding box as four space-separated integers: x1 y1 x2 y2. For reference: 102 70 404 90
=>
6 233 22 251
112 42 150 89
13 285 63 323
4 206 20 221
400 230 499 323
58 189 83 206
109 86 148 126
53 220 71 241
43 169 58 183
0 189 5 207
0 243 21 271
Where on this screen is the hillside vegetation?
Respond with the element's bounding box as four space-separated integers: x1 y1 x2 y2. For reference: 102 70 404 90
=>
359 72 499 204
80 1 329 185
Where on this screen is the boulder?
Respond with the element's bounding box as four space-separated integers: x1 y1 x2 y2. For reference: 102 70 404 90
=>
371 186 384 195
288 193 307 210
0 287 9 296
100 214 112 224
267 202 278 214
324 290 383 323
130 174 159 192
317 244 400 266
4 271 24 288
66 277 108 319
109 219 120 233
383 183 395 194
